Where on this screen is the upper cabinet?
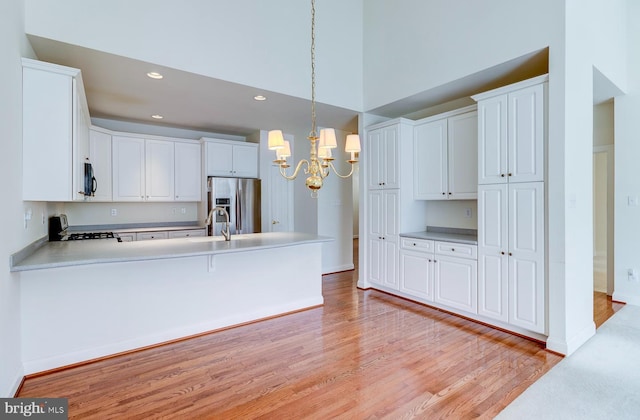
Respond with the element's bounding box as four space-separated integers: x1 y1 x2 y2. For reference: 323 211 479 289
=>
204 138 258 178
174 142 202 201
366 123 400 190
473 76 546 185
413 109 478 200
88 128 112 202
22 58 90 201
112 135 201 202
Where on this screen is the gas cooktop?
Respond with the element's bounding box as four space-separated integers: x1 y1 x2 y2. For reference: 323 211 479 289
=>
64 232 122 242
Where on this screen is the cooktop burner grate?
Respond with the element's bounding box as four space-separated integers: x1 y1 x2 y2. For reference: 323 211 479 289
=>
66 232 118 241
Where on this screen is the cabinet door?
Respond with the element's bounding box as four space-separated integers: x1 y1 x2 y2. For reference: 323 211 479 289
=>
206 142 234 176
136 231 169 241
508 84 544 183
477 184 509 322
74 93 90 201
400 250 433 301
508 182 545 333
22 66 74 201
367 128 384 189
435 255 477 314
174 142 202 201
448 111 478 199
168 229 206 238
232 144 258 178
477 95 508 184
145 140 175 201
89 129 112 201
112 136 145 201
367 191 384 285
414 119 447 199
382 126 400 189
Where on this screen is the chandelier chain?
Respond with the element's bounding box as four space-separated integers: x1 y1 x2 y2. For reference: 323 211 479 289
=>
310 0 317 138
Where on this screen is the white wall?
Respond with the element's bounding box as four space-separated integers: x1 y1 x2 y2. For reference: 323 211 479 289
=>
62 202 199 226
0 0 44 397
426 200 478 230
363 0 564 111
593 102 614 146
24 0 364 111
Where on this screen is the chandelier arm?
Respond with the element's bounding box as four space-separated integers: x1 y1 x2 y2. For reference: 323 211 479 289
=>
327 161 356 179
279 159 310 180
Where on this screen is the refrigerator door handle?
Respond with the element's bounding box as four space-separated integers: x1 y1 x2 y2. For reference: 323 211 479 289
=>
235 187 242 233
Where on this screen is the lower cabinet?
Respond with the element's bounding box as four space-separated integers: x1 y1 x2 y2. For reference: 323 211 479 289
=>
399 238 477 315
434 254 477 314
117 228 206 242
400 238 434 301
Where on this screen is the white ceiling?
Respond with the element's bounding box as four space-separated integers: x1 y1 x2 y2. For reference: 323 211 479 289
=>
28 35 360 138
29 36 562 139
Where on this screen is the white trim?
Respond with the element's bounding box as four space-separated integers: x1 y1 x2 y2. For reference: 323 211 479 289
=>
547 322 596 356
323 263 355 274
593 144 615 296
413 104 477 125
471 74 549 101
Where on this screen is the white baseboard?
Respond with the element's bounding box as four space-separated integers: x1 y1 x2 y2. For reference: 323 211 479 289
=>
323 263 354 274
1 365 24 397
547 322 596 356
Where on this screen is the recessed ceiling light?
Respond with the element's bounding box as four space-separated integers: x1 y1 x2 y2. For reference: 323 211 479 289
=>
254 95 267 101
151 114 164 119
147 72 163 79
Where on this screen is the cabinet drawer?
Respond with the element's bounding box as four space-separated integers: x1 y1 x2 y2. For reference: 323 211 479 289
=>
136 231 169 241
401 238 434 252
435 241 477 259
168 229 206 239
118 233 136 242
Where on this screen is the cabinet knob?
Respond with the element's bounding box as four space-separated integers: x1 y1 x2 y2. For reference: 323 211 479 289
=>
412 243 417 246
433 259 437 263
501 251 505 255
451 248 455 251
428 259 432 262
448 192 452 195
509 252 513 256
442 192 446 195
508 173 512 177
501 174 505 177
272 220 280 225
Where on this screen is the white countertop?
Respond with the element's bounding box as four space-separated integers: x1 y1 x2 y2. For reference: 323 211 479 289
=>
12 232 333 272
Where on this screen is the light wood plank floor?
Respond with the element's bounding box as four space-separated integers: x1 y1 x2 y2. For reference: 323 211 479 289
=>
594 291 625 329
19 265 568 419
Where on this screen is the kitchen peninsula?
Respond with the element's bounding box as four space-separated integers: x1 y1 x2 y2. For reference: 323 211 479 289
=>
14 232 331 374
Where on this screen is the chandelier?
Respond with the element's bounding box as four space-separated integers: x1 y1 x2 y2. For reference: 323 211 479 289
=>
267 0 360 197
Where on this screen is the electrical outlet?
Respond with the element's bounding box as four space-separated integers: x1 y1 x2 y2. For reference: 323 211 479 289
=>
628 269 638 282
181 208 186 214
111 208 118 217
464 208 472 218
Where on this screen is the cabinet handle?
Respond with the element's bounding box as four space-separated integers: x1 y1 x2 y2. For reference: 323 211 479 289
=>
442 192 446 195
508 173 512 177
428 259 432 262
509 252 513 256
433 259 437 263
451 248 455 251
501 251 505 255
412 243 417 246
448 192 452 195
501 174 505 177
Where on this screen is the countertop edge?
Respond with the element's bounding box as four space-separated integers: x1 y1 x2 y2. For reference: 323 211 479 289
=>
400 231 478 245
11 233 333 272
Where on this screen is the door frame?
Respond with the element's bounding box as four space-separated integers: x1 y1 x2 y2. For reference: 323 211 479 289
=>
593 144 614 296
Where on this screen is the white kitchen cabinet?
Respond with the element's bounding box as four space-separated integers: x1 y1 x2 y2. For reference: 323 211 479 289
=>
477 182 545 333
204 139 258 178
118 233 136 242
434 246 478 315
400 239 435 301
474 76 546 185
367 189 400 290
22 58 90 201
174 142 202 201
145 140 175 201
136 231 169 241
112 136 146 201
414 110 477 200
366 124 399 189
88 128 112 201
168 229 206 238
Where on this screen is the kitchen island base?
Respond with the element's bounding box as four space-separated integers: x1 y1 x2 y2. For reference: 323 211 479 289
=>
19 241 324 374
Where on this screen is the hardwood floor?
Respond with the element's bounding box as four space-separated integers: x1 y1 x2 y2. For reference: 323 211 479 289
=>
594 291 625 329
18 264 563 419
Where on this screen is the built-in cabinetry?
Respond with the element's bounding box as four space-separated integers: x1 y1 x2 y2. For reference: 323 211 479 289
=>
473 75 547 335
203 138 258 178
400 238 478 314
364 119 427 291
112 135 201 202
88 127 112 202
118 228 206 242
413 107 478 200
22 58 90 201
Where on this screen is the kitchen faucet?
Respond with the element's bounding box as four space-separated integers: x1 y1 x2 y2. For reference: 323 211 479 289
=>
205 206 231 241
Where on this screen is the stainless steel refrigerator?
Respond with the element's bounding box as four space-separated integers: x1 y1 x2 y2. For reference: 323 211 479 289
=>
207 177 261 236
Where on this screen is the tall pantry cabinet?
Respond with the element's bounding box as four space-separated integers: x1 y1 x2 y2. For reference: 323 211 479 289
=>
472 75 547 335
364 119 427 291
